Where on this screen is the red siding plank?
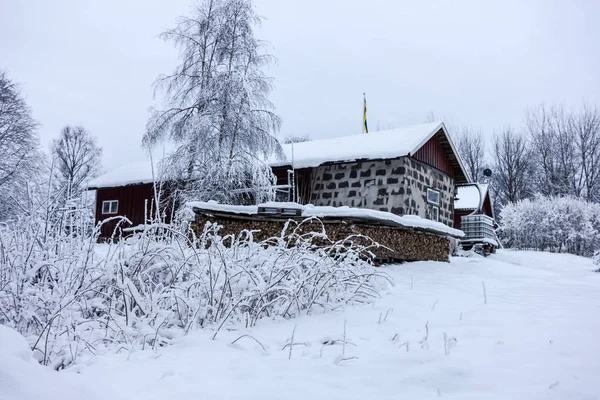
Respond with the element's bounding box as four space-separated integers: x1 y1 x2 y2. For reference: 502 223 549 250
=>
412 134 455 178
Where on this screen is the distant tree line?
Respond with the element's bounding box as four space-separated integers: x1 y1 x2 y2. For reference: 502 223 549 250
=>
454 103 600 255
454 103 600 211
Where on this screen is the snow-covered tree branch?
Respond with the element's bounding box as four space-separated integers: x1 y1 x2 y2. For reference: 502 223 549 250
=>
145 0 282 204
0 71 41 220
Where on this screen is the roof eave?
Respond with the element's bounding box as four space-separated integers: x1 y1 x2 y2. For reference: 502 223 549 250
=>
86 181 155 191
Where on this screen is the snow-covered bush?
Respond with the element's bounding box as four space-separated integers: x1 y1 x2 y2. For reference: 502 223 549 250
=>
0 213 389 369
498 195 600 256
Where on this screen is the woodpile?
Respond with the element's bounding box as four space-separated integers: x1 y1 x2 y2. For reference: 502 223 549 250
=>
350 225 450 262
191 212 450 263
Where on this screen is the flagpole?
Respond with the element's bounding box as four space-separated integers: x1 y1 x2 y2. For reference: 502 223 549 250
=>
363 93 368 134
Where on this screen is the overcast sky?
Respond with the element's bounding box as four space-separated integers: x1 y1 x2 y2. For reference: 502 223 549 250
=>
2 0 599 170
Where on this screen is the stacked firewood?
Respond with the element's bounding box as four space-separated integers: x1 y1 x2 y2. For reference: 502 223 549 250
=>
191 214 450 263
349 225 449 261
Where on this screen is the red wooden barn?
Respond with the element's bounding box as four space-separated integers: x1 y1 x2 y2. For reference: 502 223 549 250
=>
87 162 170 238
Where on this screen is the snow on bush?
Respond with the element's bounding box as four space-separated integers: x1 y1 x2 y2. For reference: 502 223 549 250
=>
0 214 390 369
499 195 600 256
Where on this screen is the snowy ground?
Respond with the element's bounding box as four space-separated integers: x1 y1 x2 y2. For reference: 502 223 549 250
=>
3 250 600 400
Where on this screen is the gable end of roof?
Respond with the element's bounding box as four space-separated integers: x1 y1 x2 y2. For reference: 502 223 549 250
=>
409 123 470 184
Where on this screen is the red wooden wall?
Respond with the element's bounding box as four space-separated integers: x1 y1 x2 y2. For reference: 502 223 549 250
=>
95 183 163 238
412 134 455 178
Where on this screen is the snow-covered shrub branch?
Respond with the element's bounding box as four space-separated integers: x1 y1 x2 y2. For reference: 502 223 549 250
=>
0 214 390 369
498 195 600 256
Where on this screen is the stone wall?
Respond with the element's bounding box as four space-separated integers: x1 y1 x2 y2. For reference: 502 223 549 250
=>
403 158 455 226
309 157 455 227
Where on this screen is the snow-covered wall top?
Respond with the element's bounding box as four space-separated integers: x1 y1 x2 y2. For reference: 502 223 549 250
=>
187 200 464 238
455 184 489 210
271 121 446 169
87 161 156 189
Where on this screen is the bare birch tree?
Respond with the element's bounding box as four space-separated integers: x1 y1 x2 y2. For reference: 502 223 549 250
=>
492 127 533 205
144 0 282 203
571 104 600 202
550 105 581 197
455 126 486 182
0 71 40 220
525 105 558 196
525 104 578 196
51 125 102 201
526 103 600 200
424 111 437 123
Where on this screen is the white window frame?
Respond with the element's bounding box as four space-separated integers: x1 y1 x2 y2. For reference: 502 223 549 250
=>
431 206 439 222
101 200 119 215
427 188 440 206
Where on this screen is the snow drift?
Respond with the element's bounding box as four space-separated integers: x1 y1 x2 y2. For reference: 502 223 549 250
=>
0 325 99 400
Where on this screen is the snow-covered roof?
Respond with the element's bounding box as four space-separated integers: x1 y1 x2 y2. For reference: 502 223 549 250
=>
88 121 468 189
188 200 464 238
272 121 459 169
87 161 156 189
455 184 489 211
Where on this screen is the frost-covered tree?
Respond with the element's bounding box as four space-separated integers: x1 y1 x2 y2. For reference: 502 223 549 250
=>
144 0 282 204
52 125 102 201
283 134 310 144
0 71 40 220
499 195 600 256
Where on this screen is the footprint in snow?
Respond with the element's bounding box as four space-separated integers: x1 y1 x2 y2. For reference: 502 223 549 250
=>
161 370 175 379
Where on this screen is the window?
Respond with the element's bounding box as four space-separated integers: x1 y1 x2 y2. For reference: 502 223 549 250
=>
431 206 439 221
101 200 119 214
427 188 440 206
